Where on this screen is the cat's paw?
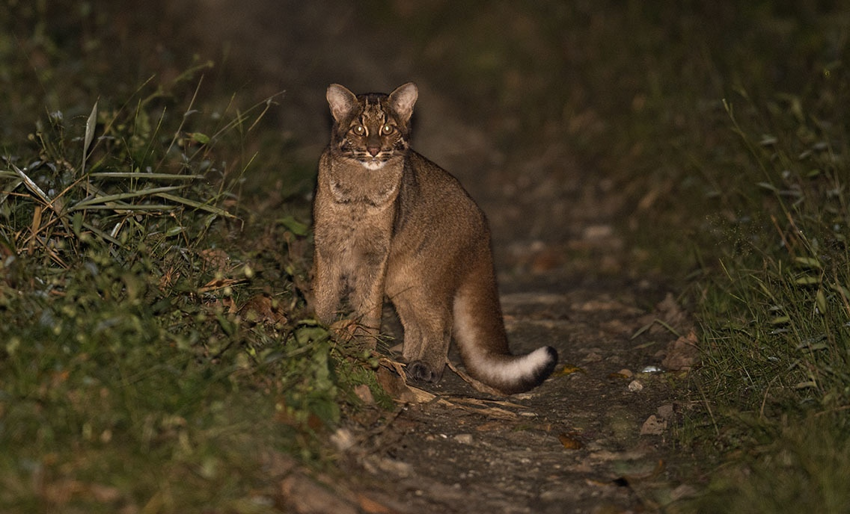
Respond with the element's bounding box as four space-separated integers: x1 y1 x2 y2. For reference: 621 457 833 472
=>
406 360 439 383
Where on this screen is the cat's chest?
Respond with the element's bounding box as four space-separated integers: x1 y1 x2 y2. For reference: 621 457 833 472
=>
316 201 394 274
321 158 402 208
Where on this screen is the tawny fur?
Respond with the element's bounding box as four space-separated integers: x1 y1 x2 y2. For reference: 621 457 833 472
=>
312 82 558 394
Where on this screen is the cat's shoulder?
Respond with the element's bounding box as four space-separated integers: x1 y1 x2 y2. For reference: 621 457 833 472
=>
407 150 455 180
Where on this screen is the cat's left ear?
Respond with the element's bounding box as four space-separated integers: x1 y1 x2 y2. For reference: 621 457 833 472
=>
389 82 418 123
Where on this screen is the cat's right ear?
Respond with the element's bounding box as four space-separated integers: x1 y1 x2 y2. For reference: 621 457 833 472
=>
327 84 358 123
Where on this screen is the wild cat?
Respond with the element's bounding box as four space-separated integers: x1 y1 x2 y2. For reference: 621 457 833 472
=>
311 82 557 394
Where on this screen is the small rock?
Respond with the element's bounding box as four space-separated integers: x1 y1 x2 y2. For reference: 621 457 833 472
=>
583 224 613 240
628 380 644 392
657 404 675 420
670 484 699 501
583 351 603 363
640 415 667 436
354 384 374 404
364 456 414 477
455 434 474 444
618 368 634 378
330 428 356 452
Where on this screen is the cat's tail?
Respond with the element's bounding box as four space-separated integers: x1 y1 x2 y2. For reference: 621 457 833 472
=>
453 271 558 395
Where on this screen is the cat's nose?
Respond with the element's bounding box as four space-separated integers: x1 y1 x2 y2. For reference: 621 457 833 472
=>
367 146 380 157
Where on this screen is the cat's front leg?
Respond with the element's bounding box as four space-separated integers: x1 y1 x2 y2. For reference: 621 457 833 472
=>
350 247 390 345
312 250 342 326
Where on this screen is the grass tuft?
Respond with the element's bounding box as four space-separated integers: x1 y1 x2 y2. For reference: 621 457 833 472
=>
0 51 384 513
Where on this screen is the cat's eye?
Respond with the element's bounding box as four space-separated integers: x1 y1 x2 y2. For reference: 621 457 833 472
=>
381 124 395 135
351 125 365 135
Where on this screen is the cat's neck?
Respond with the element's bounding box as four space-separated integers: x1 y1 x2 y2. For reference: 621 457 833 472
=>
320 149 405 207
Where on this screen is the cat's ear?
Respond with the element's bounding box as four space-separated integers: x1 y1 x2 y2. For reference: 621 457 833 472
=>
327 84 358 123
389 82 418 123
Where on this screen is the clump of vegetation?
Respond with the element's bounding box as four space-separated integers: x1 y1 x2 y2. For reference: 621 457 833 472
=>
687 76 850 511
0 7 387 512
697 92 850 417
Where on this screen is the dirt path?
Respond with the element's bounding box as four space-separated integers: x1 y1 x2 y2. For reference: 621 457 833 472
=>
276 275 698 514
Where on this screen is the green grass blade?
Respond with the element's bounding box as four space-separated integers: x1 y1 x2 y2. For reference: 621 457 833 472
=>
155 192 236 218
89 172 205 180
70 186 185 211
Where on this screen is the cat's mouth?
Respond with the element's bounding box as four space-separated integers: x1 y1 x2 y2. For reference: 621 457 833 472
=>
359 156 388 170
355 151 392 169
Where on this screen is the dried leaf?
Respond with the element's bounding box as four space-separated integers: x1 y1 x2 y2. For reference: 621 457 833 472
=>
558 433 583 449
155 192 237 218
446 360 505 396
239 294 288 326
199 248 230 269
12 164 52 205
70 185 184 211
661 330 700 371
376 360 434 404
357 494 394 514
82 100 98 174
555 364 586 376
198 277 244 293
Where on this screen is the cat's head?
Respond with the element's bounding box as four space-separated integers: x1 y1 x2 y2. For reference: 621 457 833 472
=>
326 83 418 170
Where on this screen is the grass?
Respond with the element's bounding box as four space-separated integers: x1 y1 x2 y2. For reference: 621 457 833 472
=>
0 8 389 512
684 79 850 510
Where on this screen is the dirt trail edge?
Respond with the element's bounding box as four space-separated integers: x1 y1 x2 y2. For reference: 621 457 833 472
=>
279 275 699 514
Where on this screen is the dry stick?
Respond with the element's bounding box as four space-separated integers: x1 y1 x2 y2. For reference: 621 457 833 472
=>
446 360 504 396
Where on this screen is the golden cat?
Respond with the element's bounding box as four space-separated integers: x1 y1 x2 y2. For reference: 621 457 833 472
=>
312 82 557 394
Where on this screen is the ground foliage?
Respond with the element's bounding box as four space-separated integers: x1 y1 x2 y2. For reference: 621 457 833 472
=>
0 4 386 512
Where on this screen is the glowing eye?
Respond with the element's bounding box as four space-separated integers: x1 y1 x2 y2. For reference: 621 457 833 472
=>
381 124 394 135
352 125 365 135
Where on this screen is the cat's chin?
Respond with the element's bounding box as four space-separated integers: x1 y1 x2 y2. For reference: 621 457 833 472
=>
360 160 388 170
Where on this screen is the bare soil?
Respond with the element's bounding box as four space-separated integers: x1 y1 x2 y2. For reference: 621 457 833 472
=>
305 274 700 514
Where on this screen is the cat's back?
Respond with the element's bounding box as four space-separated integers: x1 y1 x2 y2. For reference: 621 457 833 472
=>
396 150 488 238
404 151 479 206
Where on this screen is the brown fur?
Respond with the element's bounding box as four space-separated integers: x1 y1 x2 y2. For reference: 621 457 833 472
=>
312 83 557 394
